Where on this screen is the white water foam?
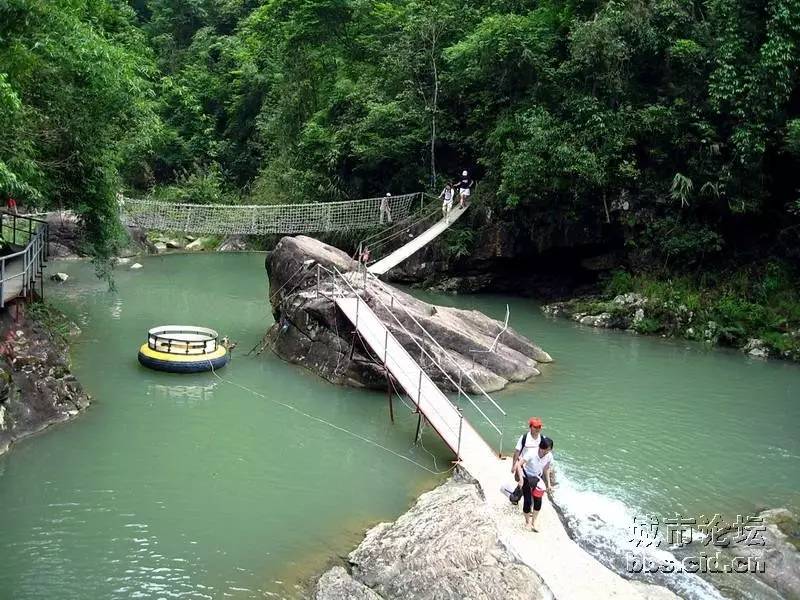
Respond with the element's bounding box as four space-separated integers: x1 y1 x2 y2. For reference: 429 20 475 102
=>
551 463 727 600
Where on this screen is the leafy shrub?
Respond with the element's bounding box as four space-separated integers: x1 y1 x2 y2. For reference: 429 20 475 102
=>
604 270 634 296
634 317 662 335
443 228 475 260
151 163 234 205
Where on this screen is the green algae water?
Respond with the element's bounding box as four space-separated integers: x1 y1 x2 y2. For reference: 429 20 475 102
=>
1 253 798 599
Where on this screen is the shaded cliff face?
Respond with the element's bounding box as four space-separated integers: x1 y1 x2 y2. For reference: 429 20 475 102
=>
0 305 90 456
382 209 616 300
264 235 552 393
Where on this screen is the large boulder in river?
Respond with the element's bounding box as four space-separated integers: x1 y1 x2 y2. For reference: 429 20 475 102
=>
265 235 551 393
314 473 551 600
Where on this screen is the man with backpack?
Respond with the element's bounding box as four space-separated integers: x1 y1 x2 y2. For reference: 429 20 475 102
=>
508 417 543 505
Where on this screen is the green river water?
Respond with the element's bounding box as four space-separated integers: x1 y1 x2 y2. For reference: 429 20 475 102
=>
0 253 798 599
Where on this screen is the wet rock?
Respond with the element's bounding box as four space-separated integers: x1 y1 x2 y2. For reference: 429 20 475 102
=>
428 274 493 294
186 237 216 251
164 239 184 249
49 272 69 283
314 567 381 600
266 236 551 393
314 477 550 600
633 308 645 325
743 338 769 358
720 508 800 599
130 263 143 270
153 241 168 253
612 293 646 307
217 235 248 252
579 312 613 328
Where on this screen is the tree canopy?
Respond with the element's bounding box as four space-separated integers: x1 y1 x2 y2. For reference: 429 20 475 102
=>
1 0 799 272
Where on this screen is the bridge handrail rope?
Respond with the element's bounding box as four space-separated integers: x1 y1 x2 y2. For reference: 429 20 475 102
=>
358 192 428 247
362 273 506 452
314 262 506 453
313 264 462 438
359 193 439 248
368 273 506 419
0 211 49 308
315 264 469 439
361 202 442 261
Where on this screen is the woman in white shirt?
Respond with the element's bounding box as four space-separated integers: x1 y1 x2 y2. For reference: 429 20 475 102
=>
512 436 554 531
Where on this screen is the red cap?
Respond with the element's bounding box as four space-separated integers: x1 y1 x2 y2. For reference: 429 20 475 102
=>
528 417 543 428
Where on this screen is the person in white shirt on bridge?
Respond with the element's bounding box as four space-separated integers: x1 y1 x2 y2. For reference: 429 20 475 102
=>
438 183 454 221
379 192 393 224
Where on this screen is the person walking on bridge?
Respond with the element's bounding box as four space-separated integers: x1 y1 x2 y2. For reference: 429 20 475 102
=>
457 170 474 208
379 192 393 225
439 183 454 222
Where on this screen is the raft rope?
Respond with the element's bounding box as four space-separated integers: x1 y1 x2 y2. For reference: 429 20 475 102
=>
207 360 455 476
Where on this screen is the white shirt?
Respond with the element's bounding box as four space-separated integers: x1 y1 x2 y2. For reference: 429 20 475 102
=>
515 432 541 456
520 450 552 488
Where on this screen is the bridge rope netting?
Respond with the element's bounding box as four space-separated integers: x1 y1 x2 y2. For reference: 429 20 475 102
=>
119 193 420 235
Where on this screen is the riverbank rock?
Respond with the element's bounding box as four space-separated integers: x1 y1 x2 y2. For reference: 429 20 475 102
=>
217 235 248 252
0 305 90 457
742 508 800 599
742 338 770 358
314 474 550 600
265 235 551 393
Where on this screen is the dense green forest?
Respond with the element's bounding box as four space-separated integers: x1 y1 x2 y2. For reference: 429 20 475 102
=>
2 0 800 351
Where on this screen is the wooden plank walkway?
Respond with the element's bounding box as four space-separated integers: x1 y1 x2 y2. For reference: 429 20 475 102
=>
367 204 468 275
334 292 668 600
334 295 498 473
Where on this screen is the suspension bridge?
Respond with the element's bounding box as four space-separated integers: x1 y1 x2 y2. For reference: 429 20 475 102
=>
3 195 656 598
119 193 421 235
313 264 651 600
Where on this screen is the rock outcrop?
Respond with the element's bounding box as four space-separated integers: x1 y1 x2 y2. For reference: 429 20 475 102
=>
314 472 551 600
265 235 551 393
0 305 90 456
740 508 800 599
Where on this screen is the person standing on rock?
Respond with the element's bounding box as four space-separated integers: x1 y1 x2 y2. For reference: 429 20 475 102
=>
379 192 393 224
513 436 554 532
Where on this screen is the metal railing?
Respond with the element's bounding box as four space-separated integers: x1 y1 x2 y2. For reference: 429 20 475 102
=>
0 211 49 308
312 261 506 458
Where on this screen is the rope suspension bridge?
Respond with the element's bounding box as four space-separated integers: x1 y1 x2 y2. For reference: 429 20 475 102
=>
119 193 420 235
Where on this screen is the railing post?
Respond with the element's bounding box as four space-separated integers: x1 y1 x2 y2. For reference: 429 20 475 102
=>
383 329 388 363
316 264 320 298
456 407 464 462
1 259 5 308
22 249 27 297
416 369 423 407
